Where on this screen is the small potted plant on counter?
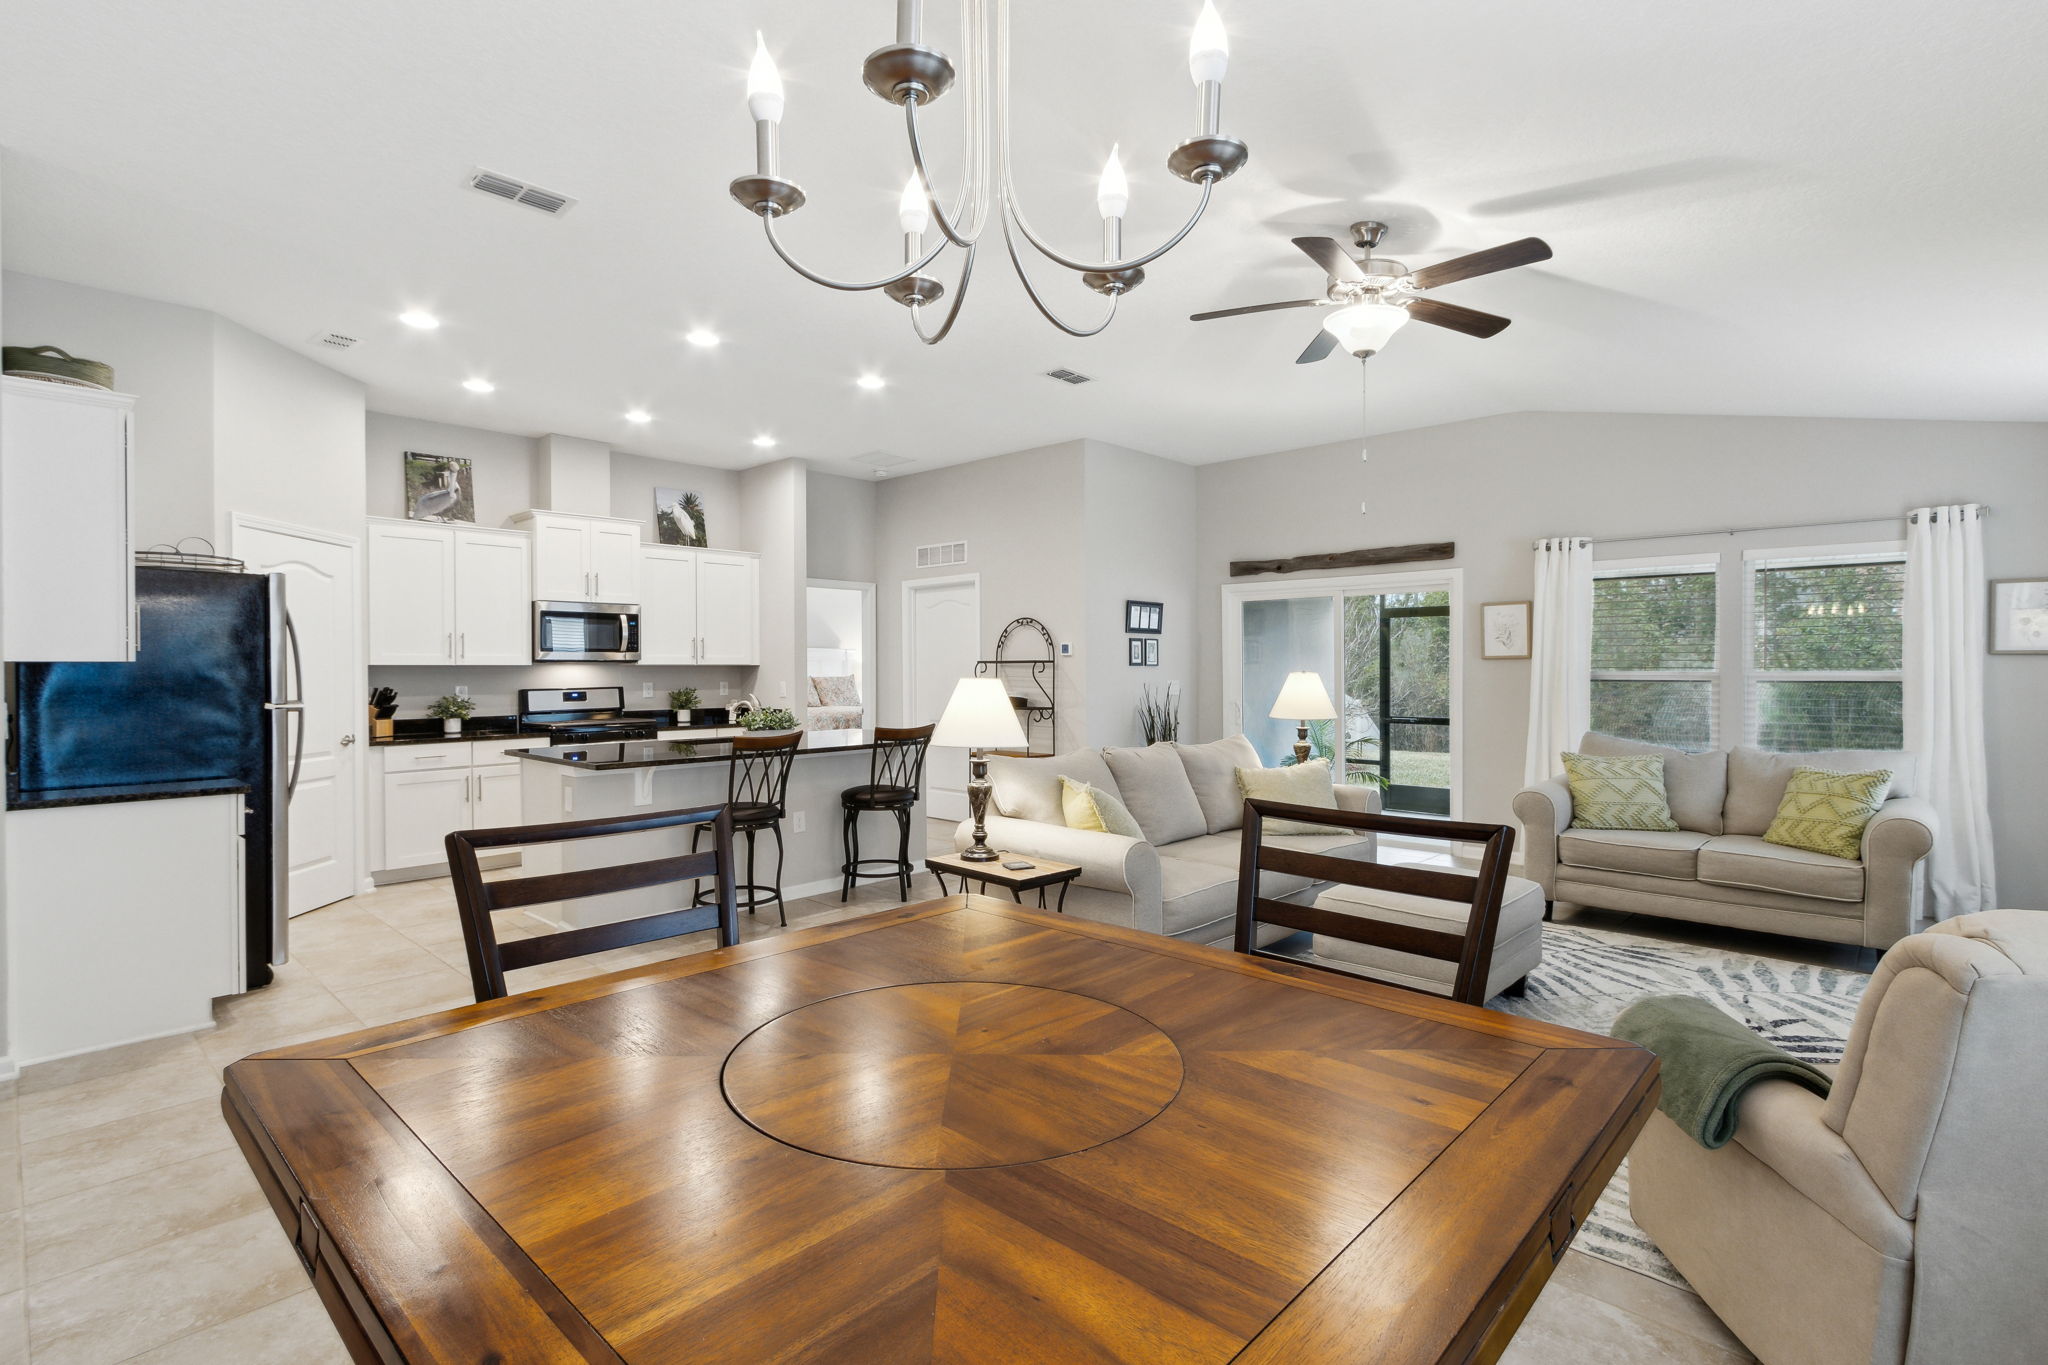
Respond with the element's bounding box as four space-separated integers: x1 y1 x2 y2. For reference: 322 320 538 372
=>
668 687 700 725
428 694 475 736
740 706 798 733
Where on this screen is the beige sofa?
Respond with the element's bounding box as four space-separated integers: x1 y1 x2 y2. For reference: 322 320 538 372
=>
1513 732 1937 949
955 737 1380 944
1630 909 2048 1365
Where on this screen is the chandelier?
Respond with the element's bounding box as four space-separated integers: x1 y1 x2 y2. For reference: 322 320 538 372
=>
729 0 1247 343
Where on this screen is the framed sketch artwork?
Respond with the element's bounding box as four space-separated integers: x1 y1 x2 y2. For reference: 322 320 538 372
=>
1125 600 1163 634
1481 601 1532 659
1989 578 2048 654
1128 638 1145 666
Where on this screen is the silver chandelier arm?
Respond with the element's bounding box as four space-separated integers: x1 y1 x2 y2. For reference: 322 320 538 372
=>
905 98 983 249
1002 169 1216 275
761 210 952 292
910 241 979 346
1000 213 1118 338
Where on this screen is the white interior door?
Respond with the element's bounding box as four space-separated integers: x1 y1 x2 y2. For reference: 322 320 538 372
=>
904 576 980 821
231 515 361 915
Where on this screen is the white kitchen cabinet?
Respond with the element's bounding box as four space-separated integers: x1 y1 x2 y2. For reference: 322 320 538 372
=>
381 766 473 870
474 763 523 829
637 544 759 666
513 510 642 604
368 739 546 876
366 519 530 665
2 377 135 662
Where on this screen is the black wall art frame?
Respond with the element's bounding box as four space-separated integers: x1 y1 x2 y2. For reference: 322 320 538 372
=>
1126 600 1163 634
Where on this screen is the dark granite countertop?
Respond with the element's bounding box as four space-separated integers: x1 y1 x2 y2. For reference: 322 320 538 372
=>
7 777 253 811
369 712 738 746
514 729 879 771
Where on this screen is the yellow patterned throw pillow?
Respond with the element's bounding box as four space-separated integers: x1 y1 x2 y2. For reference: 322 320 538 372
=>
1060 776 1143 838
1562 753 1680 832
1764 767 1894 860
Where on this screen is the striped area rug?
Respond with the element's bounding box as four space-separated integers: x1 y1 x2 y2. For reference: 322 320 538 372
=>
1493 922 1870 1287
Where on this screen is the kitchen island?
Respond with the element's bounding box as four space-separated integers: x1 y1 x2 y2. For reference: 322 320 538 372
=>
512 729 910 926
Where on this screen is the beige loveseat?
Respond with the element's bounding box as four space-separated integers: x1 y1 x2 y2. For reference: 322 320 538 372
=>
1513 732 1937 949
1630 909 2048 1365
955 737 1379 943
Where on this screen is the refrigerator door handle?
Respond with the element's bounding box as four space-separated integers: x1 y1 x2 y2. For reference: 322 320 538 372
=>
266 576 296 969
281 613 306 800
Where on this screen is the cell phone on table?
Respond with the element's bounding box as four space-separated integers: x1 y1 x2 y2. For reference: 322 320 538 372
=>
1002 860 1035 871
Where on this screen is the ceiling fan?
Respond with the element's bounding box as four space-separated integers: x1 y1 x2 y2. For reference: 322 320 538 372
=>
1191 221 1552 363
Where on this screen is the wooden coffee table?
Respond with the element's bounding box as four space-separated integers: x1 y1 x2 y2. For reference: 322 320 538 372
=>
924 850 1081 910
223 896 1656 1364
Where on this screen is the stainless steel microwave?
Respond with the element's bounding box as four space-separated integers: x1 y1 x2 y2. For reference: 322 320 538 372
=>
533 601 640 662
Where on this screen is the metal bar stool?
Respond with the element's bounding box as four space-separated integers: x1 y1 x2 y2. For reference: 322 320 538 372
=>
840 724 934 902
693 730 803 925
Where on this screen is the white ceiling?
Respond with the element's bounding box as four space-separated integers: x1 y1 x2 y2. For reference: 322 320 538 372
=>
3 1 2044 477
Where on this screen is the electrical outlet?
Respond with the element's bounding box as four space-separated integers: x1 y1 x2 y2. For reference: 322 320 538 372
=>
718 681 728 696
641 682 653 698
778 680 789 698
455 686 470 700
792 811 807 833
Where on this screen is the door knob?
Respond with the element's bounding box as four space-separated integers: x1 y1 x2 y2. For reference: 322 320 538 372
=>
339 734 356 747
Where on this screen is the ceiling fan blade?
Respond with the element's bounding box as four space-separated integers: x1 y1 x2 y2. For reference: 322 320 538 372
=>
1405 297 1512 338
1410 237 1552 290
1189 298 1327 322
1291 236 1365 283
1295 328 1339 364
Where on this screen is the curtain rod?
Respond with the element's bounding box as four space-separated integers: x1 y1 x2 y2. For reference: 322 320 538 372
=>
1585 506 1990 548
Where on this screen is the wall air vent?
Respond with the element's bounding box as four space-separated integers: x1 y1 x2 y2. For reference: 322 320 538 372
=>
310 332 359 350
916 541 968 569
1043 368 1094 385
467 168 578 216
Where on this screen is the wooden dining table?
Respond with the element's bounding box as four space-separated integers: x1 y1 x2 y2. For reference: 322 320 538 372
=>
223 895 1658 1364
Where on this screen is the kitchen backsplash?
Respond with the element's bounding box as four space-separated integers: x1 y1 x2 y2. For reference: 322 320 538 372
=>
367 663 759 718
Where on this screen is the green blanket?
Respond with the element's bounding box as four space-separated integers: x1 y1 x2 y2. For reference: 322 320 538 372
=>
1612 994 1832 1149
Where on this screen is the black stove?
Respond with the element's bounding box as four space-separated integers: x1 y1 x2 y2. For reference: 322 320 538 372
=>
517 686 659 743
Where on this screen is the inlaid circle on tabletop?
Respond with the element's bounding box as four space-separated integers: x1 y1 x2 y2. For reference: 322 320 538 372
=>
720 980 1183 1168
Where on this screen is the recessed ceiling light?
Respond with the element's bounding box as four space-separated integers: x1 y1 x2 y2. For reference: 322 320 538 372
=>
856 373 887 391
684 328 721 348
398 310 440 330
625 409 652 424
751 434 777 449
462 377 495 394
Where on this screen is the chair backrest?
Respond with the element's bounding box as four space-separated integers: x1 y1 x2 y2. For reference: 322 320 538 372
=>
868 723 935 792
727 730 803 811
1233 799 1517 1006
446 804 739 1002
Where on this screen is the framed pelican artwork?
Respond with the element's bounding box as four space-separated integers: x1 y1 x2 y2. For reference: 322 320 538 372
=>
403 452 475 523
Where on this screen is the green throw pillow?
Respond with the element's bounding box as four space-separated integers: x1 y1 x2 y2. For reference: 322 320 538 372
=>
1764 767 1893 860
1236 760 1343 835
1060 776 1143 838
1562 753 1680 832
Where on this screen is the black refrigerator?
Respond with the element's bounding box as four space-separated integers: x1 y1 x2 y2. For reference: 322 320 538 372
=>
12 564 294 988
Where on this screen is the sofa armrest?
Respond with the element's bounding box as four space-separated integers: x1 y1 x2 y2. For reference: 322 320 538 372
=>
1858 796 1939 948
1727 1079 1913 1257
1511 777 1572 896
954 815 1163 930
1331 783 1384 814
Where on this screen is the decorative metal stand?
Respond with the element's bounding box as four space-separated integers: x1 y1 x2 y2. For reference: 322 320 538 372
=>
974 617 1056 754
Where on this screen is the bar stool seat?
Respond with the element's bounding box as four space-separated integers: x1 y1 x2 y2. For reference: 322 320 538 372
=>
841 726 934 903
691 732 803 926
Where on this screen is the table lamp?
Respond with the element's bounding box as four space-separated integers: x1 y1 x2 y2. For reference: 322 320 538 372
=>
1269 671 1337 767
932 677 1028 862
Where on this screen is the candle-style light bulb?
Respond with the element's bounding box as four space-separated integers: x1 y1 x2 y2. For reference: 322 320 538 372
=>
898 172 930 236
746 32 784 124
1188 2 1229 85
1095 144 1129 221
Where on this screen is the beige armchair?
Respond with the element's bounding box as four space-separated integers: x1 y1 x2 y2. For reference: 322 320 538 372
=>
1629 910 2048 1365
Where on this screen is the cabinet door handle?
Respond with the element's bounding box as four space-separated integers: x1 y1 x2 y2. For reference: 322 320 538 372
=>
459 632 466 660
445 633 452 660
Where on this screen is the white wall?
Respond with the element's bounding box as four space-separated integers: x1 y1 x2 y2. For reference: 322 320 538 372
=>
1084 441 1197 748
806 471 878 583
366 413 534 527
736 459 806 713
609 450 743 547
211 316 366 542
1195 411 2048 906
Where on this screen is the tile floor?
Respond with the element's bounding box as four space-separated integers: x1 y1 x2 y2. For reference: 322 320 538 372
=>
0 823 1767 1364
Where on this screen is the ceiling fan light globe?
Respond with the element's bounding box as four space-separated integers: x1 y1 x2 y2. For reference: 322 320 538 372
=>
1321 302 1410 357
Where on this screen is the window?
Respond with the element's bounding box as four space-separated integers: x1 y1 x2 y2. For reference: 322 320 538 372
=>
1591 562 1719 748
1746 552 1905 751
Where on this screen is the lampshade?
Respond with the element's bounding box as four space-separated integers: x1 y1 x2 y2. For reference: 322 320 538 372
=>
1320 301 1410 357
1269 671 1337 722
931 678 1028 750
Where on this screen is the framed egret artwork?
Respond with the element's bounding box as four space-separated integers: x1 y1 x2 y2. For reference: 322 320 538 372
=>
656 488 709 547
403 453 475 523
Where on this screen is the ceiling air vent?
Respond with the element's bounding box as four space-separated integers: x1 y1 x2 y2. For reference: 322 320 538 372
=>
1043 367 1093 385
916 541 968 569
467 168 578 216
309 332 359 350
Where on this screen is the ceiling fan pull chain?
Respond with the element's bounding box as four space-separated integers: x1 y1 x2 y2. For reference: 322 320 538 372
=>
1360 358 1371 464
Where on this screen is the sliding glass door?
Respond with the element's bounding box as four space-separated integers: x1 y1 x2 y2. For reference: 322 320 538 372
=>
1227 572 1459 817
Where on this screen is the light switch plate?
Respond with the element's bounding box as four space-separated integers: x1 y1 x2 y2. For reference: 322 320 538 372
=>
1059 642 1073 656
454 686 470 700
641 682 653 698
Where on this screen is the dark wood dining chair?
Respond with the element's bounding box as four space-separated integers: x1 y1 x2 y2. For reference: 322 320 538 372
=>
446 804 739 1003
1233 799 1516 1007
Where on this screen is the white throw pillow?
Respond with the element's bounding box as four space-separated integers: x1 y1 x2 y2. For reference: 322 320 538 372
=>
985 749 1120 826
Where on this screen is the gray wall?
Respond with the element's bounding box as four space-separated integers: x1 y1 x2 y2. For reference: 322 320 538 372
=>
609 449 743 547
1084 442 1198 748
736 459 807 714
806 471 878 584
1194 411 2048 905
367 661 755 719
212 315 366 541
366 413 536 527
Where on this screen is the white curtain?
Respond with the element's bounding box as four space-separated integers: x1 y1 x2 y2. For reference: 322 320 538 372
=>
1904 503 1997 920
1524 536 1594 786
